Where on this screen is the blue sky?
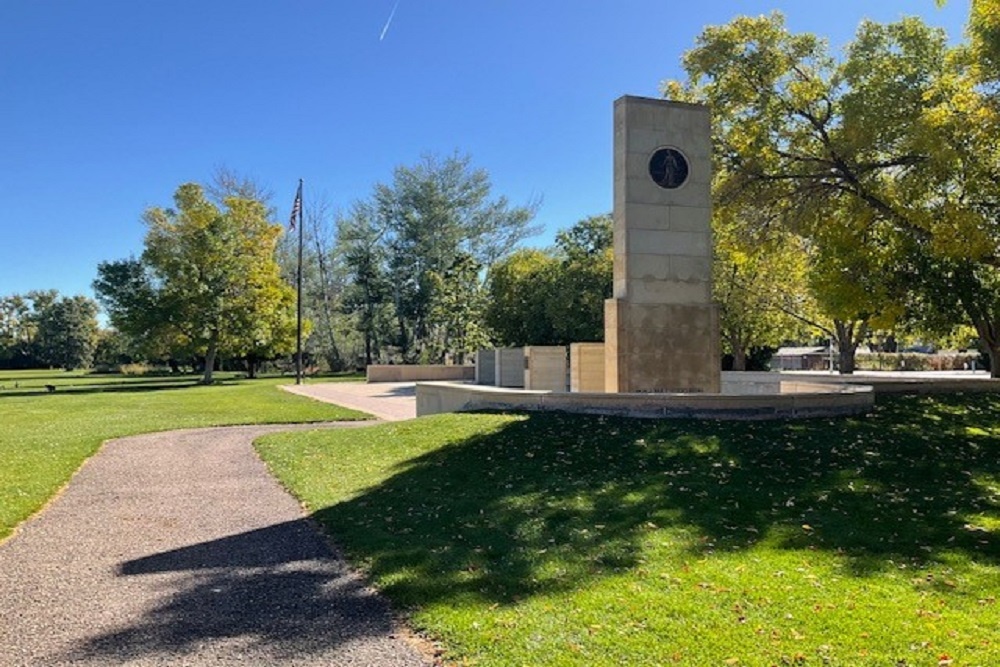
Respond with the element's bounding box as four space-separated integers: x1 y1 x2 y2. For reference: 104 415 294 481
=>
1 1 970 302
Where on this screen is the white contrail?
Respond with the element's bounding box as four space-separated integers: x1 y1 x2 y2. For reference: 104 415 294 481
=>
379 0 400 41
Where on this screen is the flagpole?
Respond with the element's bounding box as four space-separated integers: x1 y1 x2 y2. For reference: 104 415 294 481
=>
295 178 304 385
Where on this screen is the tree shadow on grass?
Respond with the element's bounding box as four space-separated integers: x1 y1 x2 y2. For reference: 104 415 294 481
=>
0 377 204 399
310 393 1000 609
65 520 420 664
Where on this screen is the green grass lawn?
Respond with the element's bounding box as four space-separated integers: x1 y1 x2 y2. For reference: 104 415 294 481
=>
0 369 368 541
256 394 1000 667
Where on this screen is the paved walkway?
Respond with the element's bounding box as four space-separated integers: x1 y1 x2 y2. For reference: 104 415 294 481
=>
280 382 418 421
0 421 431 667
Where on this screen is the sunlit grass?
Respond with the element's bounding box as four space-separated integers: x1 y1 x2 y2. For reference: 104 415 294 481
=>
0 369 368 541
257 394 1000 666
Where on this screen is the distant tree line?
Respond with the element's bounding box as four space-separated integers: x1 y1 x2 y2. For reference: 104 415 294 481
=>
0 291 100 370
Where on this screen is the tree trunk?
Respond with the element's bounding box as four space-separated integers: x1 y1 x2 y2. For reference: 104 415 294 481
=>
732 347 747 371
834 320 861 375
950 264 998 378
397 316 409 361
837 343 856 375
729 330 748 372
202 338 218 384
312 224 342 370
971 319 1000 378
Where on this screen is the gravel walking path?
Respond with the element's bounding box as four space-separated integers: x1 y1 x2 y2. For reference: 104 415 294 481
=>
0 422 432 666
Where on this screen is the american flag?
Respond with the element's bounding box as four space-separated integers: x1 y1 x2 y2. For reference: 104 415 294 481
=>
288 181 302 230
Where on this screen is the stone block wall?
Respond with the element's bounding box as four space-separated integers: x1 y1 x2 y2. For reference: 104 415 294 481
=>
494 347 525 388
570 343 605 392
524 346 568 392
475 349 496 385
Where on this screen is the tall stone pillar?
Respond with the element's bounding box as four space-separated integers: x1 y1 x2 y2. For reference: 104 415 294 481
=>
605 96 720 393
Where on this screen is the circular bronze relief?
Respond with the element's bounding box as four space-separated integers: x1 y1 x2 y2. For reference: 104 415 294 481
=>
648 147 689 189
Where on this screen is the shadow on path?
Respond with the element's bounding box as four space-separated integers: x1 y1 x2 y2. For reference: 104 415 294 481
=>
371 384 417 398
66 520 412 664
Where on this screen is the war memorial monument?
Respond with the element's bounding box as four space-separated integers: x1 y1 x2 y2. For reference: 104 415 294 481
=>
605 95 719 394
413 96 873 419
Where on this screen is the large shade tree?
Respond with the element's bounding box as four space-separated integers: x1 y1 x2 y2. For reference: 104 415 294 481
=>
903 3 1000 374
95 183 297 383
546 214 614 344
666 11 1000 375
427 253 492 364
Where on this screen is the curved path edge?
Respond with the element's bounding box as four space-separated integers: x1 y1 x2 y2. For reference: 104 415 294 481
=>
0 422 434 666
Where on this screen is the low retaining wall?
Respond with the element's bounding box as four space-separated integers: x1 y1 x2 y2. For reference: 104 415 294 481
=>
366 365 475 383
775 371 1000 394
415 378 874 421
415 370 1000 420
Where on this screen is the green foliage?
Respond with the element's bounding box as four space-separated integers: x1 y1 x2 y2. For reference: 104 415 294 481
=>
33 295 99 370
485 248 560 345
667 10 1000 375
258 396 1000 666
855 351 983 371
381 153 540 361
95 183 297 383
548 214 613 343
337 201 394 365
553 213 613 262
903 15 1000 369
92 259 164 356
486 215 612 346
427 253 491 363
713 209 813 369
0 369 367 542
969 0 1000 83
336 153 539 364
0 295 30 365
377 153 540 271
0 291 99 370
